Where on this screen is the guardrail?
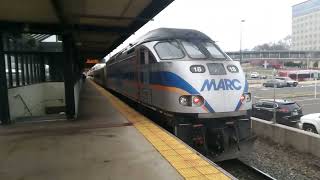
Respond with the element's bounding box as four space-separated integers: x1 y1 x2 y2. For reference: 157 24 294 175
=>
251 117 320 158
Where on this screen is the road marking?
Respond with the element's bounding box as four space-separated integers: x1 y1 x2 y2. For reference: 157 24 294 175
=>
300 84 320 88
300 102 320 106
253 96 264 99
295 98 320 102
250 84 320 90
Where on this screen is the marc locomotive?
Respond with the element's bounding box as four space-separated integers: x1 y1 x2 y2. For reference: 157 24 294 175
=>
89 28 255 161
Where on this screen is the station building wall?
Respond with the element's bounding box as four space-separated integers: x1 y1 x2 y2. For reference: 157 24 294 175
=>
8 82 65 120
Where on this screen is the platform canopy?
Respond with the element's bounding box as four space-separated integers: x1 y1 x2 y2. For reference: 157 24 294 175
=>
0 0 173 60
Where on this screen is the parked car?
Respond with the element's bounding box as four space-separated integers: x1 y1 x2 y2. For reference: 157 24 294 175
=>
298 113 320 134
275 77 298 87
262 79 287 88
250 72 260 78
252 99 303 126
260 75 267 79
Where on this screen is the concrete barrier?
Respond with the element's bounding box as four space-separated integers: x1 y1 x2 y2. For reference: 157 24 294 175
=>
252 117 320 158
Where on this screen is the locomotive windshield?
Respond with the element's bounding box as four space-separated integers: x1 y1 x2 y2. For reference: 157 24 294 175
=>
181 40 206 59
154 39 227 60
201 42 226 59
154 41 184 60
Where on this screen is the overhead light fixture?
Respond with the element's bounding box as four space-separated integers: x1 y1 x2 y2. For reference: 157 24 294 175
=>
75 42 82 46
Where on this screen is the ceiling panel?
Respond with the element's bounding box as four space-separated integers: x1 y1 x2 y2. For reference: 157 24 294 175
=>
78 32 119 42
82 0 134 16
0 0 174 60
79 18 132 27
122 0 152 17
0 0 58 23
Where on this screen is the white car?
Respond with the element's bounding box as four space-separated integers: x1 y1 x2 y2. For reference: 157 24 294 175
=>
298 113 320 134
250 72 259 78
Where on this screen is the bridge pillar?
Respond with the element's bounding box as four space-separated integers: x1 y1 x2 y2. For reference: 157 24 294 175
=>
0 33 10 124
263 60 268 69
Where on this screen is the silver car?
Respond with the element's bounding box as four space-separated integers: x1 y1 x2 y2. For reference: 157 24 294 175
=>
276 77 298 87
263 79 287 88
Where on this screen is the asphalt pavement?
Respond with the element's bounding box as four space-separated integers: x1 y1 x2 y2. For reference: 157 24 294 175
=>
294 98 320 114
250 84 320 115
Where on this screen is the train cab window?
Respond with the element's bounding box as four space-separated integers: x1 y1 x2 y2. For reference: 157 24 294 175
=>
140 49 150 65
148 52 157 64
154 41 184 60
140 50 145 64
140 49 157 64
202 42 226 59
181 40 206 59
127 48 135 55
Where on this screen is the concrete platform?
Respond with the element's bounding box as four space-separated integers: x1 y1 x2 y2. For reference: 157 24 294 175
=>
0 80 232 180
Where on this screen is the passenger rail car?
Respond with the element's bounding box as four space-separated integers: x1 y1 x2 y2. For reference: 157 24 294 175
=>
92 28 255 161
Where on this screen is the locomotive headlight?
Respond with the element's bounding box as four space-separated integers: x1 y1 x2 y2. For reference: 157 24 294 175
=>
192 95 204 106
242 93 251 102
179 96 190 106
179 95 204 106
240 95 245 102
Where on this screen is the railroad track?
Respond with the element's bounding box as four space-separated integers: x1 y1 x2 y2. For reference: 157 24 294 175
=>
216 159 276 180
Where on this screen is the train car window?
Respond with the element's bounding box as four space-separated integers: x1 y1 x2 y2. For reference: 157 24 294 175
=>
140 50 145 64
202 42 226 59
140 72 144 82
181 40 206 59
144 50 149 64
154 41 184 60
127 48 135 55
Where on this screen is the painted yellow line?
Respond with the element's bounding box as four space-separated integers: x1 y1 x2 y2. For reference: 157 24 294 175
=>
90 80 231 180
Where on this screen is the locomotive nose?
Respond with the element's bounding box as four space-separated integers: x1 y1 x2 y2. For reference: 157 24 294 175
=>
194 61 248 113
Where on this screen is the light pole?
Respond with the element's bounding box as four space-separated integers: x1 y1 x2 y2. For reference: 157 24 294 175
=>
272 68 277 124
315 72 318 99
240 19 245 63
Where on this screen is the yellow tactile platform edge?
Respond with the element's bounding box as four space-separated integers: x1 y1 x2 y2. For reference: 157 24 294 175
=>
90 80 231 180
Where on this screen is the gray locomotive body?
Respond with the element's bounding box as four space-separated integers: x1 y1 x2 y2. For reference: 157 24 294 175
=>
91 28 255 161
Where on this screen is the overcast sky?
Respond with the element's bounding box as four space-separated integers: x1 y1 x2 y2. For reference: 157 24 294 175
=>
106 0 306 59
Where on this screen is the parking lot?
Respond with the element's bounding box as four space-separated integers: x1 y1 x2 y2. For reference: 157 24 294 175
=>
250 83 320 121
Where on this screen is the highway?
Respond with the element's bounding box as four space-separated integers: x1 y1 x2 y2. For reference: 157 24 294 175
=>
250 84 320 114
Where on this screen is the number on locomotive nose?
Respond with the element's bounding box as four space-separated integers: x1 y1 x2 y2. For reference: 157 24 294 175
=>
227 65 239 73
190 65 205 73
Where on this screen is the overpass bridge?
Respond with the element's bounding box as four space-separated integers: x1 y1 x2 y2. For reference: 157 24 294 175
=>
226 50 320 68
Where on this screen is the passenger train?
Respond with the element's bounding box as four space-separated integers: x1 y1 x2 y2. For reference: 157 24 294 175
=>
90 28 255 161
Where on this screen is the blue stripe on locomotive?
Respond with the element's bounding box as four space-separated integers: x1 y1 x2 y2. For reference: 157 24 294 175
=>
234 80 249 111
150 71 215 112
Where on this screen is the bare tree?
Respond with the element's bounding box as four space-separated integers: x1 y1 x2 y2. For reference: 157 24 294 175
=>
253 35 291 51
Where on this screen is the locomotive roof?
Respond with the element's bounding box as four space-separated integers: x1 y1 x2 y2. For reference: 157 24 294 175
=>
136 28 214 44
106 28 215 64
